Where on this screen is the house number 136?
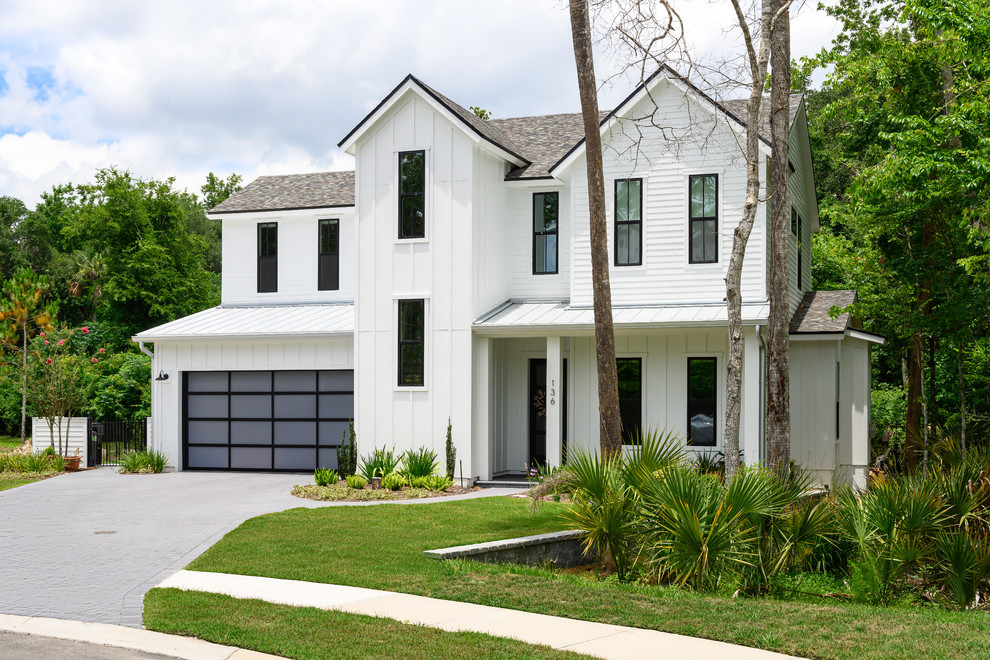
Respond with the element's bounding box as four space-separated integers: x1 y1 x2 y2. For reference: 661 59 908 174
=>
549 380 556 406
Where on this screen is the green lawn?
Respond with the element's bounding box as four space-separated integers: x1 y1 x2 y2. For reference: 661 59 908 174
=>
145 589 591 660
0 476 38 491
160 497 990 660
0 435 22 449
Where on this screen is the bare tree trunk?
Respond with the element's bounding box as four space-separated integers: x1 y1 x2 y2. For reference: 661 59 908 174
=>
20 324 27 447
724 0 773 483
569 0 622 457
905 333 924 470
958 343 966 455
921 339 929 473
765 0 792 472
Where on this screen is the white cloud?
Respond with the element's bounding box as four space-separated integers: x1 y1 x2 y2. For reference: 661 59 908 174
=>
0 0 841 207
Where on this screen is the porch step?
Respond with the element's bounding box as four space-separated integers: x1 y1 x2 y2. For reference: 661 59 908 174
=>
476 479 531 489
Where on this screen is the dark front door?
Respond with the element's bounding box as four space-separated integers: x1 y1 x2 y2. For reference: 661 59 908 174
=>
528 358 568 469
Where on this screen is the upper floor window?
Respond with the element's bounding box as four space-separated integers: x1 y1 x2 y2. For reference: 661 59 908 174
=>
397 299 425 386
398 150 425 239
257 222 277 293
617 357 642 445
687 357 717 447
797 213 804 289
615 179 642 266
689 174 718 264
318 219 339 291
533 192 558 275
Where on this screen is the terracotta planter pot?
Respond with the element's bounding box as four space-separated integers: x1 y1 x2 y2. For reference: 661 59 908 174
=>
63 456 81 472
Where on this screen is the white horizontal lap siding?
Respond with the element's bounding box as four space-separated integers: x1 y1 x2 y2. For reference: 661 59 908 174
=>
32 417 88 463
788 106 815 314
150 337 354 470
569 82 765 308
355 92 474 474
221 207 356 305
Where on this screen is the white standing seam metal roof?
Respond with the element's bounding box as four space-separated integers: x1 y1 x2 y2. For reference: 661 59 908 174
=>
473 301 770 335
132 304 354 341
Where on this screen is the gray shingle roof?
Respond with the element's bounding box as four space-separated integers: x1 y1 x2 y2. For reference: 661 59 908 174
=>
790 290 857 333
491 112 611 180
209 171 355 214
720 95 804 144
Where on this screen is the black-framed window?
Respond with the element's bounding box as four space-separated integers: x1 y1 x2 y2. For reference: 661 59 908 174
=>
689 174 718 263
615 178 642 266
318 219 339 291
835 362 841 440
617 358 642 445
398 150 425 239
791 206 798 235
687 357 717 447
257 222 277 293
797 213 804 289
533 192 558 274
398 299 425 386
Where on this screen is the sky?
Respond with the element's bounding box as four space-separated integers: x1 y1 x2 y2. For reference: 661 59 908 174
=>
0 1 841 208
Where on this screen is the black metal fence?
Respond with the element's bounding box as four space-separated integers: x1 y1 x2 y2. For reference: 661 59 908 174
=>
87 419 148 467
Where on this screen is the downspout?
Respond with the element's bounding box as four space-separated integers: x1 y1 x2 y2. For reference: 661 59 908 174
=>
138 341 154 359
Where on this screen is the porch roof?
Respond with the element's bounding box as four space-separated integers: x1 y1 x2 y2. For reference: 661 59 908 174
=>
473 300 770 335
132 303 354 342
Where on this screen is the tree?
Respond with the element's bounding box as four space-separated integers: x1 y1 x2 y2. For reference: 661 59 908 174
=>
569 0 623 457
200 172 243 211
765 0 793 471
723 0 774 481
0 269 57 445
0 197 27 280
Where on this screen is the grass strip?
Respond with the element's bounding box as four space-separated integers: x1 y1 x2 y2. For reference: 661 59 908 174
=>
0 476 38 491
144 588 591 660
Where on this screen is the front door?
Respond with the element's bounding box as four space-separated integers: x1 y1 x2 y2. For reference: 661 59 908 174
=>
528 358 567 469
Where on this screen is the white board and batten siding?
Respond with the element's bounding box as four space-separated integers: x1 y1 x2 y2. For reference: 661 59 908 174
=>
221 207 356 306
150 338 353 470
353 91 476 475
32 416 88 465
563 81 769 308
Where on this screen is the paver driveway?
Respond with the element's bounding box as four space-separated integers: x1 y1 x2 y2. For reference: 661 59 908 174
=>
0 468 330 628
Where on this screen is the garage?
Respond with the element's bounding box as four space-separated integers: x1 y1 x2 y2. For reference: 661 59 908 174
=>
183 369 353 472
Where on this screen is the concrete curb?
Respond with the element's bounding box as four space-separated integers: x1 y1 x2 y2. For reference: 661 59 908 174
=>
158 570 798 660
0 614 281 660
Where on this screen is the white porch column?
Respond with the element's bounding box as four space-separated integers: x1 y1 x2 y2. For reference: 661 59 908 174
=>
741 325 761 465
546 336 563 467
471 335 491 483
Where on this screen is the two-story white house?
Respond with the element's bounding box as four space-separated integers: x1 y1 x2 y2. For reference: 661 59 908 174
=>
135 68 882 487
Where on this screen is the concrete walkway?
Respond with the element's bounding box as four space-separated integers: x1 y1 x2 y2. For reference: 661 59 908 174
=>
0 614 280 659
159 570 796 660
0 467 521 628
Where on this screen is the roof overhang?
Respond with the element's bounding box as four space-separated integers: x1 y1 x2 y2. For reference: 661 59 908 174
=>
207 203 354 219
788 329 886 345
132 304 354 343
337 76 527 167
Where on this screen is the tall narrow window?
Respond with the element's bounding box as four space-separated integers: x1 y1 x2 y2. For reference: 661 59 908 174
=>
617 358 642 445
397 299 425 386
398 150 425 239
318 219 339 291
533 192 558 274
689 174 718 263
257 222 277 293
797 213 803 289
615 178 642 266
835 362 841 439
687 357 717 446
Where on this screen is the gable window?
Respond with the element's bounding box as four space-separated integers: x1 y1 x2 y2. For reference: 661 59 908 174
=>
533 192 559 275
687 357 717 447
398 150 425 239
257 222 277 293
318 219 339 291
689 174 718 264
397 299 425 386
615 178 642 266
617 358 642 445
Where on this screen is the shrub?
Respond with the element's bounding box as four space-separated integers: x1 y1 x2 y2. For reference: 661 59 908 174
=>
424 474 453 492
409 475 429 489
118 450 168 474
336 420 358 477
358 447 400 482
345 474 367 489
445 418 455 479
402 447 439 478
314 467 338 487
381 472 405 491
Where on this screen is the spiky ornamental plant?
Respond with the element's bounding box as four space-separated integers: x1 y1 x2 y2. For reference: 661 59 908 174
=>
445 418 455 480
336 420 358 477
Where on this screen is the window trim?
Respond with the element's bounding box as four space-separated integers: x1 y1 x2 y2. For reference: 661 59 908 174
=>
686 356 718 448
688 173 719 265
397 150 426 240
617 356 644 446
532 191 559 275
614 178 643 267
318 218 340 292
257 222 278 293
396 298 426 388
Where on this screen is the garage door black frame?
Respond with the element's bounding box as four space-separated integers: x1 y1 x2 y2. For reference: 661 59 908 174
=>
182 370 353 472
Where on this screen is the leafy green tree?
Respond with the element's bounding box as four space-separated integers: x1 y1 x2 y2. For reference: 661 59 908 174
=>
0 197 27 280
201 172 243 210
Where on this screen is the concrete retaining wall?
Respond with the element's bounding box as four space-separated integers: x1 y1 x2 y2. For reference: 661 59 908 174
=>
424 530 594 568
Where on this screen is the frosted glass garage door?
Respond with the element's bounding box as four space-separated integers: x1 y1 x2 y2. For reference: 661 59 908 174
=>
183 370 353 471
